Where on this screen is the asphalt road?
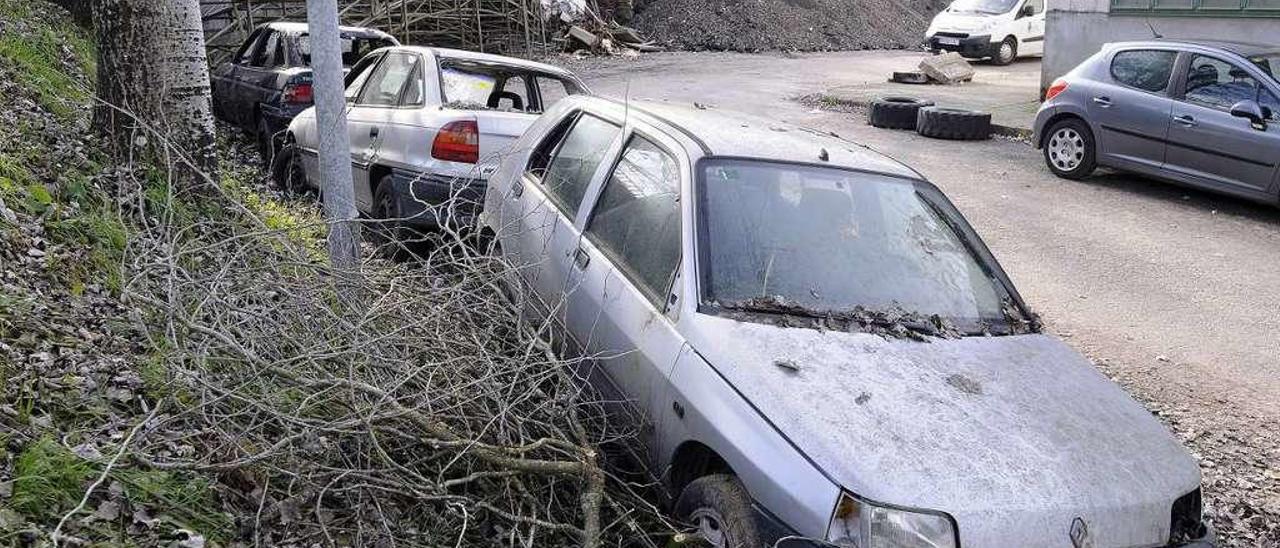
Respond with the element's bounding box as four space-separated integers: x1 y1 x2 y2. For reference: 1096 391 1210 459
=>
568 51 1280 545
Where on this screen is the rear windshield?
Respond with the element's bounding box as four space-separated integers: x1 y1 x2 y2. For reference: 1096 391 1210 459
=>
698 159 1027 335
439 60 580 113
295 34 396 67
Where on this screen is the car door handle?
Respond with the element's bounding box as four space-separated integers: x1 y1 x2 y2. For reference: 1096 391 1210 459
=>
572 247 590 270
1173 115 1197 127
1092 96 1112 107
510 180 524 199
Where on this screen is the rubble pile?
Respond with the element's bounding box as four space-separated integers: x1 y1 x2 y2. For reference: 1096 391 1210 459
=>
627 0 953 52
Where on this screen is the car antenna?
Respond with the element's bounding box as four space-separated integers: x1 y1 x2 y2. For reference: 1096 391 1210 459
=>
623 78 631 128
1146 19 1163 39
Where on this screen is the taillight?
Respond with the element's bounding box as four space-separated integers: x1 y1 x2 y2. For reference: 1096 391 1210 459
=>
432 120 480 164
1045 79 1069 101
282 81 313 104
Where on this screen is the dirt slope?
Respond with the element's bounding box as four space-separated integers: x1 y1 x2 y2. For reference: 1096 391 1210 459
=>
630 0 951 52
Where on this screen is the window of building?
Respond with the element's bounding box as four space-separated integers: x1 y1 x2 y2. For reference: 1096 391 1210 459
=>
1112 0 1279 14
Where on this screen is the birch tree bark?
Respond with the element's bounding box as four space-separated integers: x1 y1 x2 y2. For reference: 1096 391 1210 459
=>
306 0 362 269
91 0 219 184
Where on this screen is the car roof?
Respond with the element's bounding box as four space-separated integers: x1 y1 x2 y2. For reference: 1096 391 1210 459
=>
1110 38 1279 58
392 46 578 79
259 21 394 40
610 99 922 180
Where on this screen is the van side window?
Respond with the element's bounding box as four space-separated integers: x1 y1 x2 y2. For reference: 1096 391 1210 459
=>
540 114 622 217
1111 50 1177 93
586 136 681 305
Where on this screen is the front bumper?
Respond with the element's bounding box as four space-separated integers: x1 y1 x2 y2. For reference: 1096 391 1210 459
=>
389 169 487 229
926 33 996 58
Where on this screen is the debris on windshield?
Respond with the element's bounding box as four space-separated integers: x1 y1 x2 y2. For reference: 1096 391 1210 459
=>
773 358 802 373
442 100 498 111
718 295 964 341
946 373 983 395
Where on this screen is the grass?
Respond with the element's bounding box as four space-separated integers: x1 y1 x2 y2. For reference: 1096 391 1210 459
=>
0 0 95 119
9 438 96 519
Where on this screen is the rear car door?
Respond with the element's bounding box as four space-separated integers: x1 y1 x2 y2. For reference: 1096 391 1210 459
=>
1090 48 1179 172
236 30 284 129
511 112 623 328
349 51 417 212
1164 53 1280 196
563 130 687 451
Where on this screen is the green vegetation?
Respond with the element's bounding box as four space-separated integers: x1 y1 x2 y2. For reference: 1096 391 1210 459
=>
9 438 96 518
0 0 95 118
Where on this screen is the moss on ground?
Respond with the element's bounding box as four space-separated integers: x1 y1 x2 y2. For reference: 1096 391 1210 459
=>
0 0 95 119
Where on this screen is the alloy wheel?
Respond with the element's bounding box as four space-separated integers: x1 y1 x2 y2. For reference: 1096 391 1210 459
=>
1048 127 1085 172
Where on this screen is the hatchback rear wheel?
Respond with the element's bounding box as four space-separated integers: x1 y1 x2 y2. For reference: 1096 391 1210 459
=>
1043 118 1097 179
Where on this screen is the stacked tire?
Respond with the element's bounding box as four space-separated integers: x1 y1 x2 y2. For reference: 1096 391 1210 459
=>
867 97 934 130
916 107 992 140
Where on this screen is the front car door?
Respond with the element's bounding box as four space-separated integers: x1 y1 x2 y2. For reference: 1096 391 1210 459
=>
1164 52 1280 198
212 28 265 123
564 128 688 454
1019 0 1045 56
1090 48 1179 174
235 29 283 129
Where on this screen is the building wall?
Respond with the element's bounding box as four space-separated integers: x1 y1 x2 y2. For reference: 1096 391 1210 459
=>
1042 8 1280 94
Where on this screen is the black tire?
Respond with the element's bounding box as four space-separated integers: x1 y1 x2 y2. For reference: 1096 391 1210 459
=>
991 36 1017 66
868 97 935 130
256 115 276 167
890 71 930 85
916 106 992 140
674 475 765 548
271 141 309 195
370 176 412 261
1042 117 1097 180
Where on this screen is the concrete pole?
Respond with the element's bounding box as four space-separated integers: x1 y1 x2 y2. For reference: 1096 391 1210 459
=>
306 0 361 270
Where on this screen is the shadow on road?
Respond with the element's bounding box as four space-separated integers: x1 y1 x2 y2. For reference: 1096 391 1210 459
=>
1075 169 1280 225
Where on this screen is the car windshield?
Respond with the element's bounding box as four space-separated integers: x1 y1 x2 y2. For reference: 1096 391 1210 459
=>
697 159 1029 336
1249 53 1280 85
948 0 1018 14
295 34 396 67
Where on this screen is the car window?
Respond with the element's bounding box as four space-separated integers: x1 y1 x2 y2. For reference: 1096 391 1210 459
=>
1184 54 1268 112
698 159 1009 333
268 32 287 67
536 77 573 111
250 31 278 68
528 113 579 177
496 75 529 111
586 136 682 305
357 53 417 106
400 61 424 105
296 35 396 67
439 61 543 111
1024 0 1044 14
235 29 266 65
1111 49 1177 93
344 53 383 101
1261 88 1280 121
541 114 622 217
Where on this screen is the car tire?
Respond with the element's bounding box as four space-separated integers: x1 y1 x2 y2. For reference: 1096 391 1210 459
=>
271 141 308 195
674 474 766 548
1042 117 1097 180
868 97 935 130
916 106 992 140
256 115 276 167
992 36 1017 66
371 176 416 261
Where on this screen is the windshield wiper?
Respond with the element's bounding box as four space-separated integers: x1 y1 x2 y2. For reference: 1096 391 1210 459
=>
717 296 962 340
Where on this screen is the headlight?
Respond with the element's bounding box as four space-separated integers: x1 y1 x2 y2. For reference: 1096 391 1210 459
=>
827 493 958 548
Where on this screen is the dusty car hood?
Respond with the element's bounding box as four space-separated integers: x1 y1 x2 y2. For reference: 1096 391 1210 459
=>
684 314 1200 548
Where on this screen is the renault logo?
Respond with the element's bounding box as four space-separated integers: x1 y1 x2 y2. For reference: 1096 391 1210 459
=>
1069 517 1092 548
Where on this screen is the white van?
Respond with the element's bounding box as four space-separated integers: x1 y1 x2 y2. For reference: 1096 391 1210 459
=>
924 0 1045 65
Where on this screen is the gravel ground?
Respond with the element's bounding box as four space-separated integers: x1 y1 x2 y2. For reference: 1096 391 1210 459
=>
628 0 950 52
569 51 1280 547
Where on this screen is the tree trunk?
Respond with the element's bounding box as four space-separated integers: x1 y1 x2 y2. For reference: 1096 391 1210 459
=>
91 0 219 185
306 0 362 270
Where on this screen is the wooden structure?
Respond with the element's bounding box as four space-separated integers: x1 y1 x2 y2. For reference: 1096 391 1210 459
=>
201 0 554 63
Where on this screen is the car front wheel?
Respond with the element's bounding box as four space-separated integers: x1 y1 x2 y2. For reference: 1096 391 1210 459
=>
1043 118 1098 179
992 36 1017 65
674 474 766 548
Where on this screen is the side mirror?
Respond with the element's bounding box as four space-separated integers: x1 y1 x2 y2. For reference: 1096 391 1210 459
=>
1021 4 1036 16
1230 100 1267 129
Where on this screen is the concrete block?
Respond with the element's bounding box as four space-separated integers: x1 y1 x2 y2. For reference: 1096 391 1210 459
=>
919 53 976 85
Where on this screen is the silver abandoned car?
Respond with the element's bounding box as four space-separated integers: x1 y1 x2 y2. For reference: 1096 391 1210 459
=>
481 95 1214 547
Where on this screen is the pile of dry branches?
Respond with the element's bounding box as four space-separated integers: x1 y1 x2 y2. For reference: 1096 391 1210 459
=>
101 154 674 546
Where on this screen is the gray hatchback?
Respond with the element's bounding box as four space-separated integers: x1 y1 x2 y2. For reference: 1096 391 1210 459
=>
1034 40 1280 204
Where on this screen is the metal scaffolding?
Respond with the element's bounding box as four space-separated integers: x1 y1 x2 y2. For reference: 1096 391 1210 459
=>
200 0 553 63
